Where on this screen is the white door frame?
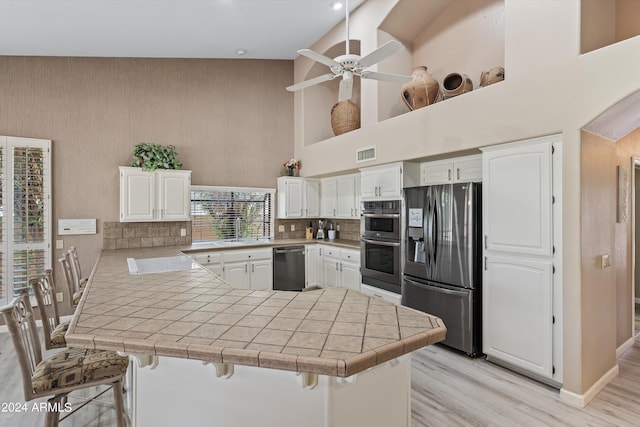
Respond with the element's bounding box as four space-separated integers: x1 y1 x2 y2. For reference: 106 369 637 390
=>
631 157 640 338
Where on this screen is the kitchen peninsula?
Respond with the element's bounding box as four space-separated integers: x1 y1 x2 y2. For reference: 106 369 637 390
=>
65 246 446 427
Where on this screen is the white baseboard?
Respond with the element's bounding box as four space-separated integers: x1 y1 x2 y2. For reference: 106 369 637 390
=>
617 337 635 358
559 363 619 408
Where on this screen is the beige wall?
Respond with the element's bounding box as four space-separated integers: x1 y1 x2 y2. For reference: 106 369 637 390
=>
0 56 293 313
580 131 618 389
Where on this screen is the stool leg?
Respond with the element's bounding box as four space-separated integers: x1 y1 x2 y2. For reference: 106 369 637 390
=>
112 378 126 427
44 395 62 427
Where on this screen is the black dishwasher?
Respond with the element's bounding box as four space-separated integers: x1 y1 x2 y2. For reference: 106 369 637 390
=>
272 246 306 291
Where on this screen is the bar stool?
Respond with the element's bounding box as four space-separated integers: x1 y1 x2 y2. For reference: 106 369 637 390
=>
68 246 88 289
0 293 129 427
59 255 83 306
31 271 68 349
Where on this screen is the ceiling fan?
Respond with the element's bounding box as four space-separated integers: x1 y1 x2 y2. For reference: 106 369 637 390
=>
286 0 411 102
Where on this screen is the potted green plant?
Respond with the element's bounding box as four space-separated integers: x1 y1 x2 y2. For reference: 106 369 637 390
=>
130 143 183 171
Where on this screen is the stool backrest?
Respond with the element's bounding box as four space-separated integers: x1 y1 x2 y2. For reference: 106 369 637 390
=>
0 292 42 401
69 246 83 287
58 254 77 300
31 270 62 350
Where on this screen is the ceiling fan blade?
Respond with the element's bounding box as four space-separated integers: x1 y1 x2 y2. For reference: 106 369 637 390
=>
338 77 353 102
297 49 341 69
360 70 412 84
286 73 336 92
357 40 404 68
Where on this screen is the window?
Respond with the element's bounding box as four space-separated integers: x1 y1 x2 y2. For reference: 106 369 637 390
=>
191 186 274 243
0 136 51 303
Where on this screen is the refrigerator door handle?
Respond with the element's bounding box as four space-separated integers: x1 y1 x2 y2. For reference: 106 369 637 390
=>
404 277 471 297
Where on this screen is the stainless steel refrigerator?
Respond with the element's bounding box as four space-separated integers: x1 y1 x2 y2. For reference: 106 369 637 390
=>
401 183 482 356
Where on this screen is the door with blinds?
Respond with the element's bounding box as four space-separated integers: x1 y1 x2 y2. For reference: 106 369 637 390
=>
0 136 51 304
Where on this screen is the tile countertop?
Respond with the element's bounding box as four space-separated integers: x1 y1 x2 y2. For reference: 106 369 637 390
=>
65 246 446 377
185 238 361 253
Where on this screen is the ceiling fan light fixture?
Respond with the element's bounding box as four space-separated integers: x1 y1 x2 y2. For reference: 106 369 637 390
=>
332 2 344 11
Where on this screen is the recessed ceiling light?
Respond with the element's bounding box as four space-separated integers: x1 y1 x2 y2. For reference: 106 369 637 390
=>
235 49 247 56
332 2 343 11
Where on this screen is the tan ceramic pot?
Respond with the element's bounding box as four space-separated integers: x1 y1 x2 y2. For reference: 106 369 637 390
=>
479 66 505 87
331 100 361 136
401 66 440 111
442 72 473 99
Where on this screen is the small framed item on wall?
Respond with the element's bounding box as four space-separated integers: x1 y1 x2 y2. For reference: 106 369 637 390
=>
617 165 628 223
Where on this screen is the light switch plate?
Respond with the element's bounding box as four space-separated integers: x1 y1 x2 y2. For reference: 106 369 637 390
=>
278 225 285 233
56 240 64 249
601 254 611 269
290 224 295 231
56 292 64 302
180 228 186 237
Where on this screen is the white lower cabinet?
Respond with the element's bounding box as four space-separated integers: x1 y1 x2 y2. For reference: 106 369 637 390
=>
222 249 273 290
483 256 554 378
305 245 322 288
190 252 223 277
319 245 360 291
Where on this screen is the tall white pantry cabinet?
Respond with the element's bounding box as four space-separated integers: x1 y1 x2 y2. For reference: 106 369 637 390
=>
481 135 563 386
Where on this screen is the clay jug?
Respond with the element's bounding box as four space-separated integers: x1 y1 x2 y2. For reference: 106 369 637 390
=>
401 66 440 111
331 100 361 136
479 66 505 87
442 72 473 99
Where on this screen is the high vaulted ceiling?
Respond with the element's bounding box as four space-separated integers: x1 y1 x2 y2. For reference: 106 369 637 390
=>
0 0 365 59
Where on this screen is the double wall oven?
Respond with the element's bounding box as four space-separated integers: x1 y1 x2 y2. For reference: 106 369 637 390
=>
360 200 402 294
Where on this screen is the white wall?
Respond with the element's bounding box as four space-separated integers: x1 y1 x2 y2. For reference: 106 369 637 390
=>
292 0 640 399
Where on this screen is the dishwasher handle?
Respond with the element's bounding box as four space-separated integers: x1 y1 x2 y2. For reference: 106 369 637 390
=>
273 246 305 254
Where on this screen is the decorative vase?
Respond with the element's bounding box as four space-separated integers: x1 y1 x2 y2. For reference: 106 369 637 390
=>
284 167 299 177
401 66 440 111
479 66 505 87
442 72 473 99
331 100 361 136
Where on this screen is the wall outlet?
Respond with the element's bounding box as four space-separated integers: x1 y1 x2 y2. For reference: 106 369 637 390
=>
278 225 285 233
601 254 611 269
290 224 295 231
336 224 340 231
56 292 64 302
56 240 64 249
180 228 186 237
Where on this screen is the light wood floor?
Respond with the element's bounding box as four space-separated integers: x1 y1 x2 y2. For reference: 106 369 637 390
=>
2 332 640 427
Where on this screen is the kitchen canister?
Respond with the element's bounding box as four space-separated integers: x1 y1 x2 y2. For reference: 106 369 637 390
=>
441 72 473 99
331 100 361 136
401 66 440 111
479 66 505 87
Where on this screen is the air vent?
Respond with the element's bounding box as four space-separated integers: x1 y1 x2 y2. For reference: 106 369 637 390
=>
356 146 376 163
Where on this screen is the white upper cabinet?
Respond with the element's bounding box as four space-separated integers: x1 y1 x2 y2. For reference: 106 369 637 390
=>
120 167 191 222
277 177 320 219
319 174 360 219
482 141 553 257
420 154 482 185
360 162 419 201
320 178 338 218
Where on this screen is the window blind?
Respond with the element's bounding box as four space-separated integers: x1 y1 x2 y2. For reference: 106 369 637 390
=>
0 137 51 302
191 186 274 243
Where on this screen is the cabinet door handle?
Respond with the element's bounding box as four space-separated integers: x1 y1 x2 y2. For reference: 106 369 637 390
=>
448 169 452 181
333 209 336 216
245 264 248 273
252 264 255 273
340 263 343 272
335 263 339 271
457 168 460 180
